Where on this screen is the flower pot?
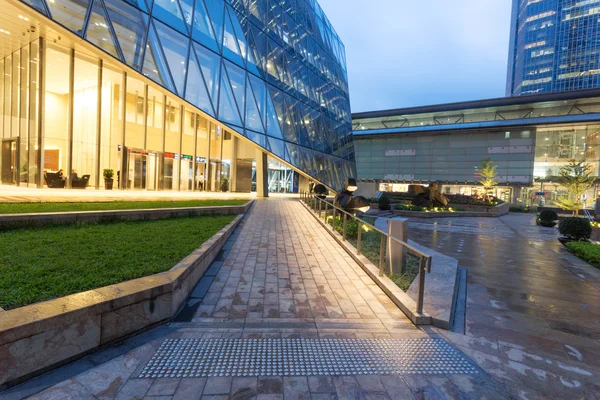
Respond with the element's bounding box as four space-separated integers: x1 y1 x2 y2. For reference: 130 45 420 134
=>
221 182 229 192
104 178 114 190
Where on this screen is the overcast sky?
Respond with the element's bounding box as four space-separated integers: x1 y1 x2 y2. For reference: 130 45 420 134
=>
317 0 513 113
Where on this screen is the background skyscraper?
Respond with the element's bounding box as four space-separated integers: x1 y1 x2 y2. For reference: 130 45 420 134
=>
506 0 600 96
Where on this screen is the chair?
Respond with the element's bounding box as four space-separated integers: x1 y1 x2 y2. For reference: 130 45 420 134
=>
44 172 65 188
72 174 90 189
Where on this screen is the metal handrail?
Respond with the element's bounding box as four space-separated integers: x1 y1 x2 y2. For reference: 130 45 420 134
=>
299 190 432 314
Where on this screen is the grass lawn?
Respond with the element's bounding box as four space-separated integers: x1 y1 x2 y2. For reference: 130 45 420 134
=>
0 215 236 310
565 241 600 268
0 199 248 214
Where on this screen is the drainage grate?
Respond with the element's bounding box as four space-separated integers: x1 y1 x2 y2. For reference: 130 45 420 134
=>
138 338 478 378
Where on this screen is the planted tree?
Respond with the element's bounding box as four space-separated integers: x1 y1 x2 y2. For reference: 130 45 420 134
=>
554 159 596 216
477 158 498 202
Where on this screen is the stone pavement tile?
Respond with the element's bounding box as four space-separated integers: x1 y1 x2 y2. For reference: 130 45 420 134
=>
143 396 172 400
146 378 181 396
256 395 283 400
114 378 154 400
202 377 232 395
283 377 310 400
445 374 509 400
308 376 335 393
172 378 206 400
310 394 338 400
333 376 362 399
355 376 386 392
229 377 258 399
361 392 391 400
378 375 415 399
402 375 446 400
257 377 283 394
455 345 510 382
26 378 96 400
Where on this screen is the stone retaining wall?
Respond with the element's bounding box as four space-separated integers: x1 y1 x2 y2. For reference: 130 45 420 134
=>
0 211 246 389
0 201 252 230
392 202 510 218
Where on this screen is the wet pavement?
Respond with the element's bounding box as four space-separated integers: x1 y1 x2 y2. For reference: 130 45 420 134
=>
407 213 600 399
2 202 599 399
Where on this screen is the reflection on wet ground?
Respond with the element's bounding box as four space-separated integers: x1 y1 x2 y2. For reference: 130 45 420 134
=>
407 212 600 398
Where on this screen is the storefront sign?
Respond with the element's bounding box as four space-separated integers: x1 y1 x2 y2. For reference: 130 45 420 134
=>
181 155 193 160
164 152 175 159
535 192 545 197
196 157 207 163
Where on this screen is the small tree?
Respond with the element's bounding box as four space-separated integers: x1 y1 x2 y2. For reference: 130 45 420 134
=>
477 158 498 201
554 159 596 216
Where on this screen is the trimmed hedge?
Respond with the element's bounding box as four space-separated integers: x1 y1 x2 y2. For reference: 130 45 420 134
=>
558 218 592 241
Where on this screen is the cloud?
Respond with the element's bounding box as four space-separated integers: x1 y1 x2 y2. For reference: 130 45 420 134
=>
317 0 513 112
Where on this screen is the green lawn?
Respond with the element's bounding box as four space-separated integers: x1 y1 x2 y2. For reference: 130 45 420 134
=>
565 241 600 269
0 199 248 214
0 215 236 309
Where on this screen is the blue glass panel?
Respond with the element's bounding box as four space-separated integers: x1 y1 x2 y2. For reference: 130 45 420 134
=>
218 66 243 127
246 130 265 147
204 0 225 51
245 75 264 133
193 42 221 109
192 0 219 52
142 21 175 92
46 0 90 34
269 87 297 143
179 0 194 33
222 6 245 67
121 0 147 12
85 0 120 60
230 9 248 63
245 23 265 76
266 137 285 161
247 73 265 123
152 0 187 35
185 46 214 116
247 0 266 25
105 0 148 70
155 19 189 96
21 0 47 15
223 60 245 122
265 95 283 140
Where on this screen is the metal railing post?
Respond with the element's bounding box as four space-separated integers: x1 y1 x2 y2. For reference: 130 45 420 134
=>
331 207 336 229
324 202 328 222
416 256 427 314
342 213 347 241
378 234 386 276
318 198 322 217
357 221 363 254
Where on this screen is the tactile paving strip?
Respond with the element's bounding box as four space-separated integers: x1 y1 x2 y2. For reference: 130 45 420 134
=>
138 338 478 377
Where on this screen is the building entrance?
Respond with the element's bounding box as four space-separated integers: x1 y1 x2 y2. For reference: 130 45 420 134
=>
1 139 18 185
126 149 161 190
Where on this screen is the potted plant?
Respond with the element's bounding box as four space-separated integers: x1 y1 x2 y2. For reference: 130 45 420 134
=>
220 176 229 192
537 209 558 227
103 168 115 190
558 217 592 245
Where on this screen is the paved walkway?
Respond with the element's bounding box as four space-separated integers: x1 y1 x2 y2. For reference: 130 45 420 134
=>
406 213 600 399
1 199 512 400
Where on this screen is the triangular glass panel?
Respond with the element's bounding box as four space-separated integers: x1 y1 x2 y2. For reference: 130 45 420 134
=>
223 60 245 121
204 0 225 51
246 23 265 75
193 42 221 109
154 19 189 96
192 0 218 52
245 75 264 133
179 0 194 33
185 46 214 116
230 125 245 137
85 0 121 60
222 6 245 67
105 0 148 70
142 21 175 92
247 73 266 123
152 0 187 35
21 0 47 15
121 0 147 12
265 93 283 140
46 0 90 34
231 9 248 61
266 137 285 161
247 0 266 25
246 130 265 148
218 68 243 127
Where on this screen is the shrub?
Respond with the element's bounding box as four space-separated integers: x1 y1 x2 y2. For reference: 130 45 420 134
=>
396 204 425 212
537 209 558 227
558 218 592 241
378 196 391 210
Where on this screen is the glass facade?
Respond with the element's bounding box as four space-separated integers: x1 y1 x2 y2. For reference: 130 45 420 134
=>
0 0 355 191
353 94 600 206
507 0 600 96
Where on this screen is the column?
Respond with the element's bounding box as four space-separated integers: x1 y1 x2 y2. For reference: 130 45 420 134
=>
256 149 268 198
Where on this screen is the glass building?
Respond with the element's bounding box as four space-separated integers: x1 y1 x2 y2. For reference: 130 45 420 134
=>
353 89 600 206
507 0 600 96
0 0 355 193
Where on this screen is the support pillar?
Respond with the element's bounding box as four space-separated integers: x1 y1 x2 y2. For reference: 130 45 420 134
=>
387 218 408 275
256 149 268 198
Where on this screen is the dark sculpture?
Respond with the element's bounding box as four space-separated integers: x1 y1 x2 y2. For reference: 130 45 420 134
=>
411 184 449 208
